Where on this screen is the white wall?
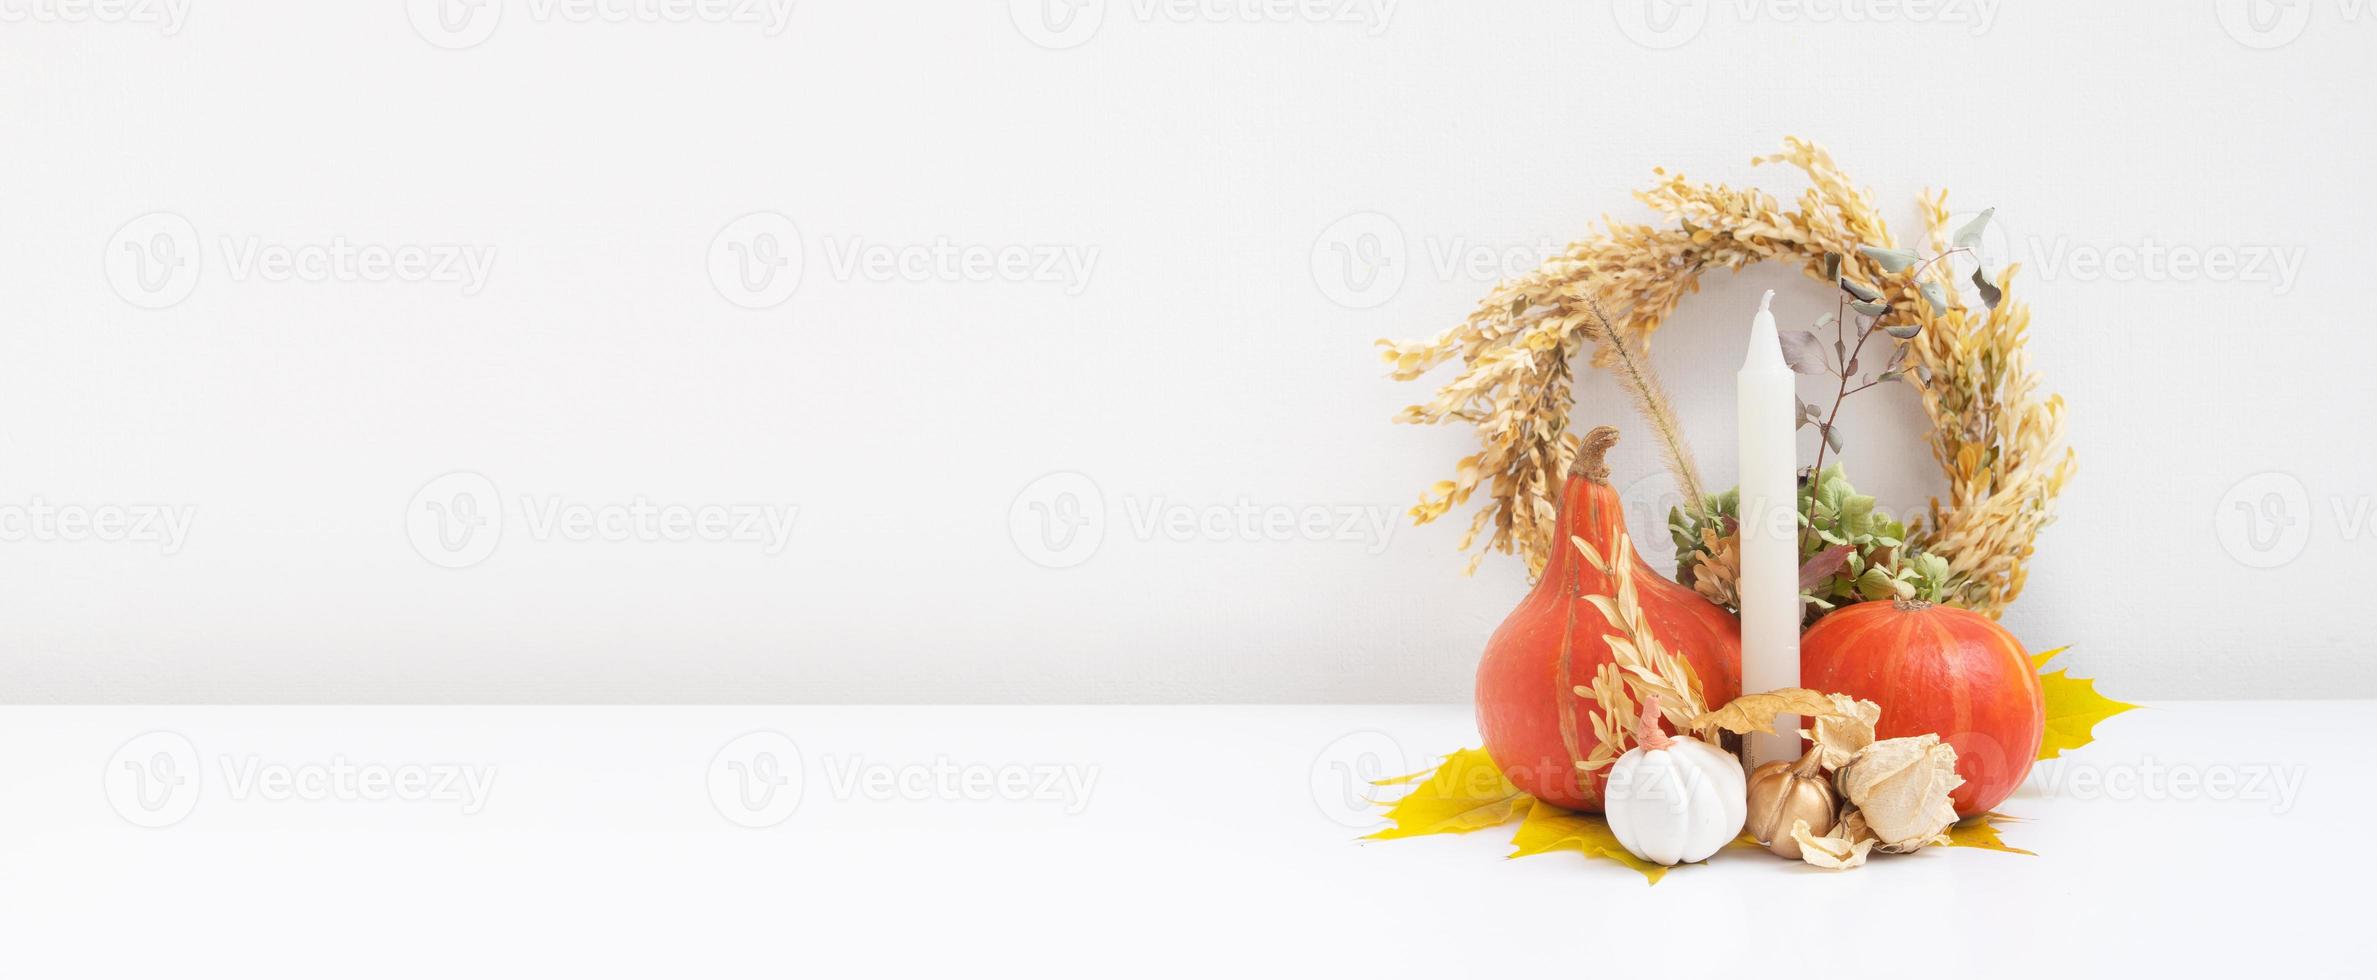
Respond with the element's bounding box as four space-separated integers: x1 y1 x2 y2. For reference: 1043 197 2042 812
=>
1 1 2367 702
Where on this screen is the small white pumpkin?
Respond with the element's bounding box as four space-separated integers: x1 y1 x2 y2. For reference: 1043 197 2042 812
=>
1604 696 1748 866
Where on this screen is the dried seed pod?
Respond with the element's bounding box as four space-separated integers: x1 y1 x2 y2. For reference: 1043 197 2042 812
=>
1837 734 1963 851
1746 747 1837 859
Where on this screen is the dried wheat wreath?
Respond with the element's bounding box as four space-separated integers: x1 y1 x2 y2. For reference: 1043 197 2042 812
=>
1380 138 2073 618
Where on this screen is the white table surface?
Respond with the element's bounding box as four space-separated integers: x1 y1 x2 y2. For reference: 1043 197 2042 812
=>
1 703 2367 977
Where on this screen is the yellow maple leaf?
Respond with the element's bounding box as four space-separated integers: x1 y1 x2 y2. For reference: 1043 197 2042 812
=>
1364 748 1531 840
1506 801 1669 884
2031 646 2138 760
1942 812 2034 856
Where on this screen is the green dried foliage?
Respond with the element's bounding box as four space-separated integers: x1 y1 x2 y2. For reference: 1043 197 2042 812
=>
1671 465 1960 624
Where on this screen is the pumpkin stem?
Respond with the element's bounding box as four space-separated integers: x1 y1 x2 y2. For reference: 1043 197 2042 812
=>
1892 597 1934 612
1790 745 1826 778
1574 426 1619 485
1632 693 1675 752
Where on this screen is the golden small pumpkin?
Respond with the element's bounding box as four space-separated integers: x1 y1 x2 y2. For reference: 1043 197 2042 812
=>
1746 747 1836 859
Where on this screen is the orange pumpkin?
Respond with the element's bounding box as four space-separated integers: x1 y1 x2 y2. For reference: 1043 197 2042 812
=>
1475 427 1742 812
1800 599 2043 816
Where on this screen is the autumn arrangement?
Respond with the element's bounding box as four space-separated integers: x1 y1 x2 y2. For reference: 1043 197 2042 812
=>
1365 139 2132 880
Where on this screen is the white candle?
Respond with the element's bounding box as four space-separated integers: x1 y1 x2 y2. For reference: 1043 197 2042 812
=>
1737 290 1801 765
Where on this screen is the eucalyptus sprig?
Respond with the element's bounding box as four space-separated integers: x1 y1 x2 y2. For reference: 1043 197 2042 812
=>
1783 209 2002 474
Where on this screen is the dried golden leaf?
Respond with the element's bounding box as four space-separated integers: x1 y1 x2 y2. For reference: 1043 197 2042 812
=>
1943 812 2035 856
1507 801 1668 885
1790 818 1873 870
1690 688 1837 735
1364 748 1532 840
2032 647 2138 760
1837 735 1962 851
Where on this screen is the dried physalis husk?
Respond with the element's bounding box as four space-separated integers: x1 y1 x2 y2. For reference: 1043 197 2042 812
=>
1801 694 1879 770
1835 807 1876 844
1836 734 1963 852
1790 818 1873 870
1746 747 1836 859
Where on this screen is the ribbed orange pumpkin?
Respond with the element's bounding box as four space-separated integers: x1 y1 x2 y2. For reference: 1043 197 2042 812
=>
1475 427 1742 812
1800 599 2043 816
